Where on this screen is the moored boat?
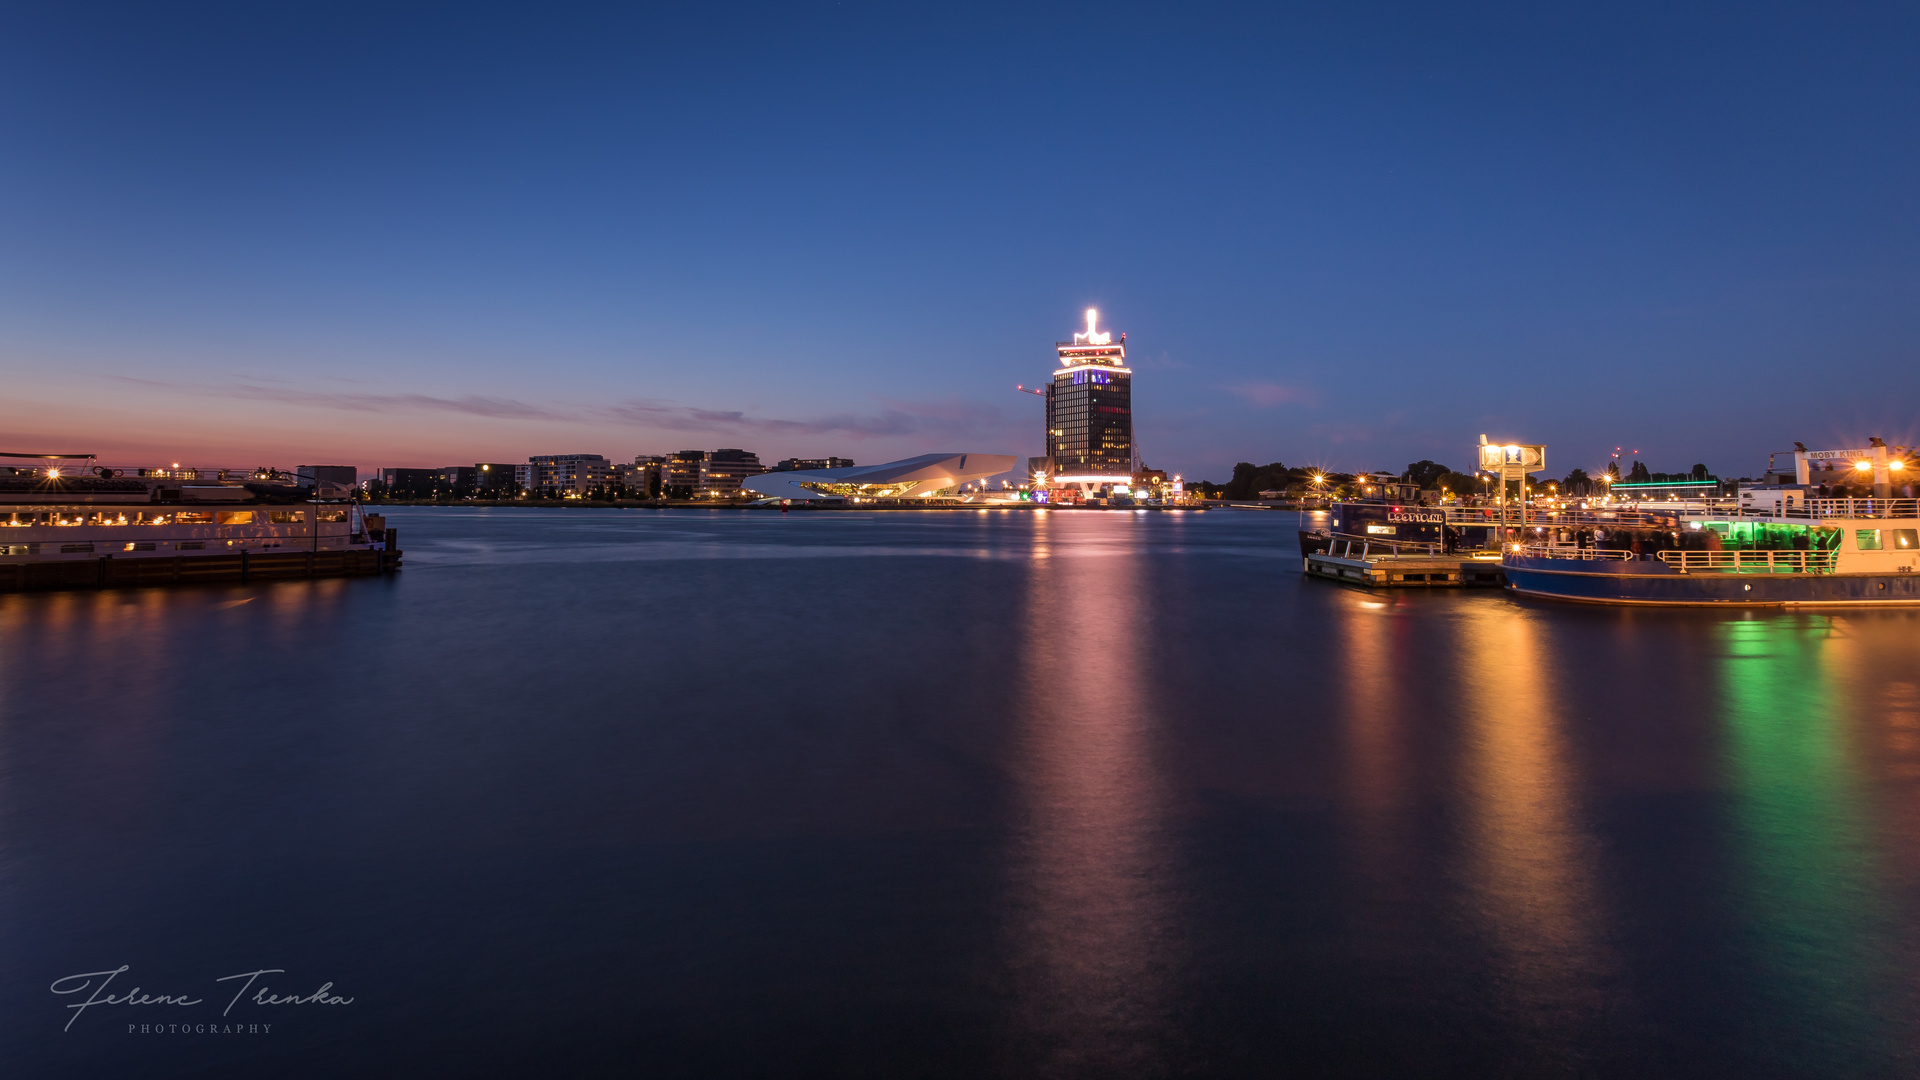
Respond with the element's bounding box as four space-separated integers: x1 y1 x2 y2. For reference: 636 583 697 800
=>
0 455 399 593
1502 495 1919 606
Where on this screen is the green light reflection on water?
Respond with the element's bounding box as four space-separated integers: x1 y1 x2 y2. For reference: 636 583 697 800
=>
1716 616 1892 1058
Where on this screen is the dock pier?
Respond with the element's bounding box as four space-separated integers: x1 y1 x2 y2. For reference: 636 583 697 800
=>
1303 534 1506 588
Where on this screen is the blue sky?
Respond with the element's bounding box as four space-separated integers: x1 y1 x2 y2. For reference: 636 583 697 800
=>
3 3 1917 480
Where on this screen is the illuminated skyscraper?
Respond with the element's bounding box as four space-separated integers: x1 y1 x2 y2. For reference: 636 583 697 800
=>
1044 309 1131 477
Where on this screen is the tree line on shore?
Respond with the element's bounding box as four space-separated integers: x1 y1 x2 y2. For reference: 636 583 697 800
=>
1197 459 1717 500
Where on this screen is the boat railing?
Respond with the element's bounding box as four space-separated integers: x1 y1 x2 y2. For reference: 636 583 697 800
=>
1675 497 1920 521
1324 532 1443 558
1521 509 1684 527
1655 549 1839 574
1418 499 1920 525
1511 543 1637 561
1416 506 1683 528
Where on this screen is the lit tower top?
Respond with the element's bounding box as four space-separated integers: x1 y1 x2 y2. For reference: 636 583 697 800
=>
1045 308 1133 477
1058 308 1127 369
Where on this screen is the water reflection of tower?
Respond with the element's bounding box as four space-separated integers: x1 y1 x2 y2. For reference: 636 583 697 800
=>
1006 514 1172 1071
1041 309 1132 481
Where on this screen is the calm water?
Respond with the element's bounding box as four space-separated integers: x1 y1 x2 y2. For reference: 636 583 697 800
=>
4 507 1919 1077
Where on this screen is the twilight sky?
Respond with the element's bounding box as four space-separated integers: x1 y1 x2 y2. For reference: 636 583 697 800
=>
3 3 1918 481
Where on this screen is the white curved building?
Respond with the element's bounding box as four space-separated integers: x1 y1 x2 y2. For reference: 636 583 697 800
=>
739 452 1016 501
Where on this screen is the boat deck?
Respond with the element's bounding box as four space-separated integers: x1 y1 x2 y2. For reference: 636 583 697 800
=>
1304 551 1507 588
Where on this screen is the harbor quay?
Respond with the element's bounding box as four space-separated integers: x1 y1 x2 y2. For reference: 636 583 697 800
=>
11 426 1917 605
1296 435 1920 606
18 12 1920 1076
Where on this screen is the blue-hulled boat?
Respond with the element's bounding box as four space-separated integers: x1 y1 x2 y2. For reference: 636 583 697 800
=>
1502 494 1920 606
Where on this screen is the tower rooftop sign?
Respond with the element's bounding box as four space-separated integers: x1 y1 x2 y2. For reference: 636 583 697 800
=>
1072 308 1111 346
1055 307 1129 373
1042 309 1134 477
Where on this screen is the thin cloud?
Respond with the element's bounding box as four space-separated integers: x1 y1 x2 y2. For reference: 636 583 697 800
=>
98 373 1021 443
103 375 566 420
1136 351 1191 370
1227 382 1318 408
229 386 566 420
608 400 912 437
607 398 1016 442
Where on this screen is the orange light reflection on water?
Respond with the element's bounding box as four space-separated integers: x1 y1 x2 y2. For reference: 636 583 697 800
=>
1455 605 1615 1018
1339 595 1408 888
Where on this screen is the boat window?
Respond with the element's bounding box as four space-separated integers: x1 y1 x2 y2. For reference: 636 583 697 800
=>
1 544 38 555
317 510 348 522
1812 527 1842 550
175 511 214 524
1857 529 1883 550
135 512 170 525
215 511 257 525
267 510 305 524
176 541 205 550
1893 529 1919 551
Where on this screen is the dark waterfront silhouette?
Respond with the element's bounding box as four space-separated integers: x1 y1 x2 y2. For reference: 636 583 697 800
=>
4 508 1918 1077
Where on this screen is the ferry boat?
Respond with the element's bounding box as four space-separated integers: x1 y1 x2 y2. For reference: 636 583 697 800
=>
0 455 399 593
1501 493 1920 606
1299 477 1506 557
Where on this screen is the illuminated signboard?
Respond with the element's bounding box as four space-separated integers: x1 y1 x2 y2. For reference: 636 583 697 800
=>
1477 443 1547 472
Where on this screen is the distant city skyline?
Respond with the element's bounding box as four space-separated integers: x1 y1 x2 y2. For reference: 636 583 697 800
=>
4 4 1918 481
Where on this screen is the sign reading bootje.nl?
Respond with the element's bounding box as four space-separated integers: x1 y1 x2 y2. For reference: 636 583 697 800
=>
49 965 353 1033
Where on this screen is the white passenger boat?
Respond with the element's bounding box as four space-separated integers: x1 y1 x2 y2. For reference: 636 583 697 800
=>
0 454 399 592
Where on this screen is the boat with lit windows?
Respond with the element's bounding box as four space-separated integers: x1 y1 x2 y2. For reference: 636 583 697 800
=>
0 454 399 593
1501 489 1920 606
1299 476 1506 557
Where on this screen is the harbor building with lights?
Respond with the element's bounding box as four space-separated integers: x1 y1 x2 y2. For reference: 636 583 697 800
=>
664 449 764 498
1037 309 1132 483
739 453 1016 502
